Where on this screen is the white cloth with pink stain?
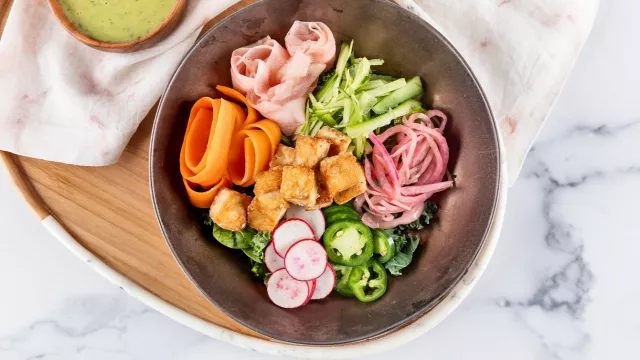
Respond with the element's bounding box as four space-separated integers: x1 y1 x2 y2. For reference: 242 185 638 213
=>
0 0 242 165
0 0 598 184
396 0 599 183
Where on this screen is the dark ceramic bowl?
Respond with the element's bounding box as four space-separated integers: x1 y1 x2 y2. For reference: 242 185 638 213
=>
150 0 500 345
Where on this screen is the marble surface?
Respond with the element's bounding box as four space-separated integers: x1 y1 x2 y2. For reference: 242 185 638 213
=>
1 0 639 359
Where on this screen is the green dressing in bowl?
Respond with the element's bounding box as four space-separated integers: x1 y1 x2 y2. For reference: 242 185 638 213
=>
59 0 178 43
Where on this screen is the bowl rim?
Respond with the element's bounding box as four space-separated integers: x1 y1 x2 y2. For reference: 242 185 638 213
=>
149 0 504 347
46 0 187 51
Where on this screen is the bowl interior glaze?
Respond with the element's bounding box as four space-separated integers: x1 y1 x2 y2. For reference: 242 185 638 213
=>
150 0 500 345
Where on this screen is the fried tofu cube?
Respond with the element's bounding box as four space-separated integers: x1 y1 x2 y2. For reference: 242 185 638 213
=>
334 166 367 204
254 169 282 196
269 144 295 170
257 192 290 213
294 135 331 168
280 165 317 207
247 194 288 232
316 126 351 156
247 198 275 233
319 153 362 195
304 180 334 210
209 188 252 232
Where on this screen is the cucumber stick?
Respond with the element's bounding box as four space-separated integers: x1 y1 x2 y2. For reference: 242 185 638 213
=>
345 99 422 138
372 76 423 114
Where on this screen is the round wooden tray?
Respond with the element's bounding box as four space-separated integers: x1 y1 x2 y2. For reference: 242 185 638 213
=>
0 0 508 357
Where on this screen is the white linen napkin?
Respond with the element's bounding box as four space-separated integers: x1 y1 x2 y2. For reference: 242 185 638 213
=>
0 0 597 184
396 0 599 183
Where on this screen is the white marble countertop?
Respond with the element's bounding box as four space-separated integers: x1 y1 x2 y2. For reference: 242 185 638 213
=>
1 1 638 359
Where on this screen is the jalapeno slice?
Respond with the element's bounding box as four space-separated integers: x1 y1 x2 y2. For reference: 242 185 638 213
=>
322 204 355 216
332 264 354 296
323 205 361 225
348 259 388 302
325 211 361 225
323 220 373 266
372 229 395 264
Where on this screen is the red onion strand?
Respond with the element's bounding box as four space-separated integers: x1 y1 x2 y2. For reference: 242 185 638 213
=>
357 112 453 229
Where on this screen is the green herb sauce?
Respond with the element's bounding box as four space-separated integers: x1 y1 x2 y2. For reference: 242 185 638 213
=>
59 0 177 43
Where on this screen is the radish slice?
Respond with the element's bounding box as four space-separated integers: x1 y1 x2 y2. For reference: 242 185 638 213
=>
284 239 328 281
303 280 316 305
267 269 310 308
285 206 326 238
272 218 315 257
264 242 284 272
311 265 336 300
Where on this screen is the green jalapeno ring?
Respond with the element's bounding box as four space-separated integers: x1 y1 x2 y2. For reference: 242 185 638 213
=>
325 211 361 225
322 204 357 215
372 229 395 264
323 206 361 224
348 259 388 302
323 220 374 266
332 264 354 296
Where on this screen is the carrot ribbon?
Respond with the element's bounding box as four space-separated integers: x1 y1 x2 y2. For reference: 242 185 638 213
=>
179 86 281 208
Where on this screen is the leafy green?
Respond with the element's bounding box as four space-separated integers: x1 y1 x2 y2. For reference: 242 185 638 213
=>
281 134 293 147
318 69 336 87
244 232 271 263
203 214 273 282
384 230 420 276
212 224 256 249
250 260 270 284
397 201 438 231
203 214 213 227
381 202 438 275
208 220 270 263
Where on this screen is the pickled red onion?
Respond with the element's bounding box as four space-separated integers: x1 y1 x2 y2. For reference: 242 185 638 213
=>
356 112 453 229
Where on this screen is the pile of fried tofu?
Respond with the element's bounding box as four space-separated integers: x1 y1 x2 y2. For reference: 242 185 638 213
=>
209 127 367 232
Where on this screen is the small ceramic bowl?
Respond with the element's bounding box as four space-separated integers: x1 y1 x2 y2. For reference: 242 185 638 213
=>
47 0 187 53
150 0 501 345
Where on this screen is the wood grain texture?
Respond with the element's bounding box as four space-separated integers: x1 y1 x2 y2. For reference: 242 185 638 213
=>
0 0 12 35
0 0 271 342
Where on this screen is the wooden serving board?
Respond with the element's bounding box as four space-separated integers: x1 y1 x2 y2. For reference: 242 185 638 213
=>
0 0 270 342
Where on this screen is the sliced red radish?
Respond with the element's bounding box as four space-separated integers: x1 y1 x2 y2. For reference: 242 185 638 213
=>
267 269 310 309
303 280 316 305
311 265 336 300
284 239 328 281
285 206 326 238
264 242 284 272
272 218 315 257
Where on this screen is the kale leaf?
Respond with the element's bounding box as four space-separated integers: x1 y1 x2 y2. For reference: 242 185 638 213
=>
383 201 438 275
397 201 438 231
243 232 271 263
384 231 420 276
203 214 271 282
251 261 271 284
